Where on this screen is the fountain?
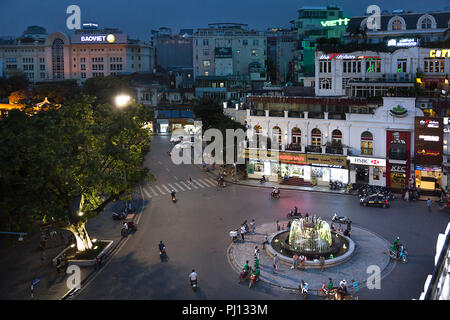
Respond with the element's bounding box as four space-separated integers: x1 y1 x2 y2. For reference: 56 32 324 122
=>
270 216 352 261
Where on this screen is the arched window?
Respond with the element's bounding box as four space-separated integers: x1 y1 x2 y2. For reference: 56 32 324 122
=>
320 78 331 90
392 19 402 30
311 128 322 147
421 17 432 29
388 16 405 31
361 131 373 155
52 38 64 80
292 127 301 145
332 129 342 145
272 126 282 144
418 14 437 30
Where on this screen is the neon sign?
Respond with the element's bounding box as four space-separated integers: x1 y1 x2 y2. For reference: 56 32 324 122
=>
387 38 417 47
81 34 115 43
419 119 439 128
417 149 440 156
418 135 440 142
320 18 350 27
319 53 356 60
430 49 450 58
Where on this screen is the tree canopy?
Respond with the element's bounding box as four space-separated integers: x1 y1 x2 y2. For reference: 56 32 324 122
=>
0 93 153 250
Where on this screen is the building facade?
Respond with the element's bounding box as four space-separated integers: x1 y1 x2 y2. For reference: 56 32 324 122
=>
0 25 155 82
151 27 193 71
265 28 295 84
244 96 424 190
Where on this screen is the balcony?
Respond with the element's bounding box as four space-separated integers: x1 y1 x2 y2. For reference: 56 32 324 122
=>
288 111 304 118
305 145 321 153
268 110 284 117
250 109 265 116
325 146 343 155
285 143 302 151
361 148 373 156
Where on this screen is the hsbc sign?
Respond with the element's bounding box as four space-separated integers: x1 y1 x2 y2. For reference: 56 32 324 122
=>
348 156 386 166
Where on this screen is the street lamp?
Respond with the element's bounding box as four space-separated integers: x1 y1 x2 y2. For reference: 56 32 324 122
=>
115 94 131 108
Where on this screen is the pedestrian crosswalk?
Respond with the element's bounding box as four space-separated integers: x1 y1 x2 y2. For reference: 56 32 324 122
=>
142 177 219 198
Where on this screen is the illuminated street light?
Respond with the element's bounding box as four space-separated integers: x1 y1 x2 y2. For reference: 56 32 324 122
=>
78 211 84 217
115 95 131 108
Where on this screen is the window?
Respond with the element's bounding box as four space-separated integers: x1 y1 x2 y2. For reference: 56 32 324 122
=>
23 64 34 71
40 65 45 71
311 128 322 147
40 72 45 79
203 50 209 56
80 58 86 63
203 39 209 46
392 19 403 30
320 61 331 73
361 131 373 155
332 129 342 145
243 40 248 46
292 127 301 144
204 71 209 76
424 59 444 73
397 59 407 73
203 60 210 67
39 58 44 63
251 49 258 56
81 72 86 79
319 78 332 89
80 64 86 70
253 40 259 46
366 59 381 73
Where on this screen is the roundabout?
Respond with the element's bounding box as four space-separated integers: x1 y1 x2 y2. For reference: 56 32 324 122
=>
228 220 395 291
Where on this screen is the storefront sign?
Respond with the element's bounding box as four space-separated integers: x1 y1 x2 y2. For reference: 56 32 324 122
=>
357 56 381 60
430 49 450 58
417 149 440 156
418 135 440 142
419 119 439 128
348 156 386 166
320 18 350 27
71 33 126 44
390 164 406 173
416 165 441 172
80 34 115 43
278 154 307 165
307 154 348 168
319 53 356 60
390 105 408 117
387 38 418 47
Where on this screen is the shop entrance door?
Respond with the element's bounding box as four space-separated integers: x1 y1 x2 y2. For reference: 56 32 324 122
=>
356 166 369 184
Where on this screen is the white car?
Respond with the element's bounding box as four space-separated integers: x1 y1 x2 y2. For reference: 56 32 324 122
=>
173 141 193 149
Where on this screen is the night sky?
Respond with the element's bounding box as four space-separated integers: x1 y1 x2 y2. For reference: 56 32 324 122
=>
1 0 449 40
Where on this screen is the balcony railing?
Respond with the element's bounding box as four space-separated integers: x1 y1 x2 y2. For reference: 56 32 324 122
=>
326 146 343 155
306 145 321 153
250 109 265 116
286 143 302 151
361 148 373 156
288 111 304 118
269 110 284 117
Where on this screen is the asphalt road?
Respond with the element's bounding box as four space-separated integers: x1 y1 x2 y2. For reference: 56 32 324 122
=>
75 135 450 300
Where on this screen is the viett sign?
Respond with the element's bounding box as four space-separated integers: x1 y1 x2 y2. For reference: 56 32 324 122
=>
348 156 386 166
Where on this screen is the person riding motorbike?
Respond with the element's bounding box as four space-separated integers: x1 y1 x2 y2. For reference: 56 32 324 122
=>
392 237 401 258
159 241 166 253
327 278 334 291
242 261 250 278
189 269 197 287
272 187 280 198
252 267 260 281
299 280 308 295
260 175 266 183
171 190 176 201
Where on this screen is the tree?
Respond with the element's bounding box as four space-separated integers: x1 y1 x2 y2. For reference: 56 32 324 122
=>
32 80 79 104
8 89 31 105
0 74 29 98
0 94 154 251
82 75 135 105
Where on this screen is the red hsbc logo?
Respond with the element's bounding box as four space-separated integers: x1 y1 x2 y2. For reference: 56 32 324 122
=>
370 160 380 165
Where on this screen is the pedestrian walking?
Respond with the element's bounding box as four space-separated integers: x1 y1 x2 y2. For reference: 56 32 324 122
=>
299 255 306 269
262 233 269 249
30 282 34 299
319 256 325 272
291 253 299 269
250 219 256 233
189 176 193 184
427 198 432 212
273 254 279 273
404 189 409 201
240 224 246 241
254 247 260 263
352 279 359 300
276 220 280 231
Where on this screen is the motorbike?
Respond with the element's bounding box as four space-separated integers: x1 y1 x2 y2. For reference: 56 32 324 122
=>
389 246 408 263
160 248 167 261
299 281 309 299
332 213 349 224
239 270 250 283
270 191 280 199
230 230 239 243
171 194 177 203
287 211 302 219
121 221 137 237
190 279 198 291
259 176 266 184
248 273 257 289
112 210 127 220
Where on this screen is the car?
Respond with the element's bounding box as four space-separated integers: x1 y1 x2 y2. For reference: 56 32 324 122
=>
360 193 390 208
173 141 193 149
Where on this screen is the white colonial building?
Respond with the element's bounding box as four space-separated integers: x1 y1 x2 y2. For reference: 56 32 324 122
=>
245 96 424 189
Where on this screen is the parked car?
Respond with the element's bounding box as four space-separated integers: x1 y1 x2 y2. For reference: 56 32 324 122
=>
360 193 390 208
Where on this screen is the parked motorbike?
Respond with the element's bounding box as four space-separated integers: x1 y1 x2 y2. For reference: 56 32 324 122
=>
389 247 408 263
112 210 127 220
230 230 239 243
190 279 198 291
299 280 309 299
332 213 349 224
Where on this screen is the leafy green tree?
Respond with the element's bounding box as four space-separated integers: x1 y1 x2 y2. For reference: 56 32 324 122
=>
32 80 79 104
82 75 135 105
0 94 153 251
0 74 29 98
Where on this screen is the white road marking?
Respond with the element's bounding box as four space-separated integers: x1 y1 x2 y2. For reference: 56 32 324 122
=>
202 178 216 187
167 183 178 192
165 168 170 172
155 185 166 195
180 181 191 190
174 182 185 191
190 181 199 189
207 178 218 184
148 186 159 196
142 188 152 198
162 184 171 193
193 179 207 188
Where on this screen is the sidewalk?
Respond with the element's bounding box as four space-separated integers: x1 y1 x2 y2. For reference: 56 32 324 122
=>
0 193 143 300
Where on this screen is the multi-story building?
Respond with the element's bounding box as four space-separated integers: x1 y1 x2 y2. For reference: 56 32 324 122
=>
243 96 426 190
265 28 295 84
0 24 155 82
290 6 348 85
345 10 450 44
314 47 450 98
151 27 193 71
193 23 267 80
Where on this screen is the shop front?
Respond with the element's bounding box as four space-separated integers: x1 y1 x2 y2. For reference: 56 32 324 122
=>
414 117 443 193
386 130 411 190
306 154 348 186
389 163 408 190
348 156 387 186
246 149 285 182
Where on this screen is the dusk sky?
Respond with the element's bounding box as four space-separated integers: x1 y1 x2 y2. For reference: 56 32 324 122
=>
1 0 449 39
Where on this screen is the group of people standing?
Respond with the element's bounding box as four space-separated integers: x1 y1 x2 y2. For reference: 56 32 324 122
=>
240 219 256 241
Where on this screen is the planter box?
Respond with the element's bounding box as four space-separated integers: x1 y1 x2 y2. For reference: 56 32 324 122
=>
53 240 114 267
